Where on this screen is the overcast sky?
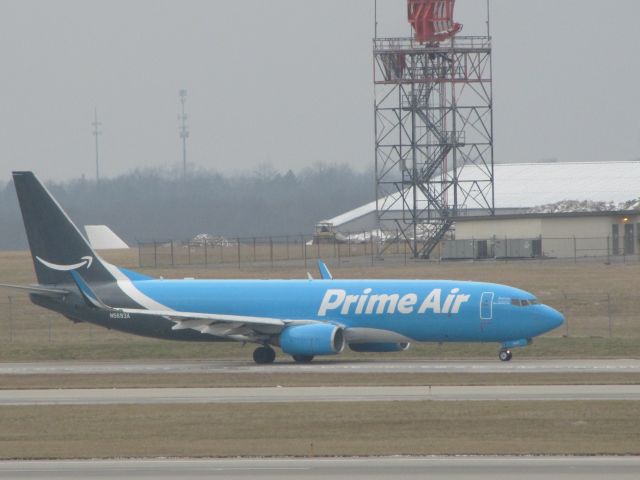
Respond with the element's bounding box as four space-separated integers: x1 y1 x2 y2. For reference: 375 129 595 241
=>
1 0 639 182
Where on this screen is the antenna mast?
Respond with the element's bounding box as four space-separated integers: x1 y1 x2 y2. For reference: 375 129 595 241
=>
178 89 189 179
92 107 102 183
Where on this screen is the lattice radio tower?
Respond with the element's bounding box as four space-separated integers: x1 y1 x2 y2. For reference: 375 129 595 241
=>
374 0 494 258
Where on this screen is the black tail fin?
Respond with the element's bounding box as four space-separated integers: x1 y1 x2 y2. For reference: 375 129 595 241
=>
12 171 115 286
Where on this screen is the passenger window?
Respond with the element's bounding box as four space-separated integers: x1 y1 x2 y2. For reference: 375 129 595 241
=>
511 299 521 307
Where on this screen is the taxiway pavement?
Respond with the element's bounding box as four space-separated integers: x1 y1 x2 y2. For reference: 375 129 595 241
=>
1 358 639 375
1 384 639 405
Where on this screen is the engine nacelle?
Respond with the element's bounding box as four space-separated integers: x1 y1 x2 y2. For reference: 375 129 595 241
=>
279 324 345 356
349 342 411 353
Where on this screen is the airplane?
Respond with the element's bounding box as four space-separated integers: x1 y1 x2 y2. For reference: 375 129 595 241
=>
1 171 564 364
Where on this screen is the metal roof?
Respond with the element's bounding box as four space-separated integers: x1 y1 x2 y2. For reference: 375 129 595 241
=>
323 161 640 227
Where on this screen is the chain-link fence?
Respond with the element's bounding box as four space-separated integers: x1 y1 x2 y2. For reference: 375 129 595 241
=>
138 233 408 269
137 234 640 269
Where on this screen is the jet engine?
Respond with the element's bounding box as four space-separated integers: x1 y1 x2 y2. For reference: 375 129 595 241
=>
349 342 411 353
279 324 345 356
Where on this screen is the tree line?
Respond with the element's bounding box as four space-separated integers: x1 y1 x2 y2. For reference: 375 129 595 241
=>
0 164 373 250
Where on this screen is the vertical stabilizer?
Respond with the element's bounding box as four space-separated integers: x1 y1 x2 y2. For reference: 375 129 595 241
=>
12 171 115 286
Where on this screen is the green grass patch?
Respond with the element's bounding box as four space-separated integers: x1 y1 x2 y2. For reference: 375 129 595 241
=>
0 401 638 458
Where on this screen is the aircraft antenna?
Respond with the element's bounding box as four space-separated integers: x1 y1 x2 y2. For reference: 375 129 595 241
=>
91 107 102 183
178 89 189 179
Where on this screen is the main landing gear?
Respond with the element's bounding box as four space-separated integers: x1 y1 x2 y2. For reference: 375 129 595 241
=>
253 346 276 364
292 355 314 363
499 349 513 362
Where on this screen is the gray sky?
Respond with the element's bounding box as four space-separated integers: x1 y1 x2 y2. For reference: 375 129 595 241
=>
1 0 639 182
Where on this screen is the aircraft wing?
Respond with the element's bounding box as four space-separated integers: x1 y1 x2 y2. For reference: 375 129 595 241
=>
120 308 321 341
0 283 70 297
69 270 321 342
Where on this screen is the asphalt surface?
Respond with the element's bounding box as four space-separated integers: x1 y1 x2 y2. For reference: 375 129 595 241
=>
0 457 639 479
1 384 639 405
1 359 639 375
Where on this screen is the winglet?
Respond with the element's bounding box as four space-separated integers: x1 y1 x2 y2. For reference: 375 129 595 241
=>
317 260 333 280
70 270 114 310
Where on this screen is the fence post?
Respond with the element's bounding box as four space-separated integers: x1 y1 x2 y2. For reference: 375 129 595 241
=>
153 241 158 268
286 235 290 260
236 238 241 269
606 236 610 265
187 243 191 265
404 236 407 265
204 241 208 266
396 228 400 254
8 296 13 343
302 235 307 269
370 232 374 266
347 234 351 257
170 240 174 267
607 293 612 338
563 292 569 337
337 236 341 267
253 237 256 263
316 236 320 260
269 237 274 268
573 236 577 264
138 242 142 268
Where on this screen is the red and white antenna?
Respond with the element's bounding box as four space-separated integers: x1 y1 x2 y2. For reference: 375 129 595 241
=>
407 0 462 43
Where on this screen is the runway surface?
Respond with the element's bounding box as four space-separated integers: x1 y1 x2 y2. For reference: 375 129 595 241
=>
0 457 639 479
1 358 639 375
1 384 639 405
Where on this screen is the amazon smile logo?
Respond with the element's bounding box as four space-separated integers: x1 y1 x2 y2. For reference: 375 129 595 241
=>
36 255 93 271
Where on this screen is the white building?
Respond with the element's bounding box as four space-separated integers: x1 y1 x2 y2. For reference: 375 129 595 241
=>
319 161 640 258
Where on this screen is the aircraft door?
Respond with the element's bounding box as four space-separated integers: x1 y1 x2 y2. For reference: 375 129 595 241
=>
480 292 494 330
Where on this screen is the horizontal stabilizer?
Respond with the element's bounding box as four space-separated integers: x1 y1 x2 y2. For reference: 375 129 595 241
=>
0 283 70 297
69 271 114 310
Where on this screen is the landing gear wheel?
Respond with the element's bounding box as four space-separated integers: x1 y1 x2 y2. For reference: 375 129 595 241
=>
253 346 276 364
499 349 513 362
292 355 314 363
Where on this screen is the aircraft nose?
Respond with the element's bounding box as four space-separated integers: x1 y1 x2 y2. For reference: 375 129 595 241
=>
543 305 565 331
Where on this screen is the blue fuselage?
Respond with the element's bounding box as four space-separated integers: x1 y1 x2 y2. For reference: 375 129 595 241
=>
127 278 563 344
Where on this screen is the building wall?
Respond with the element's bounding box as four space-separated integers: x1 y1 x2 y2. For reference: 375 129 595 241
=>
455 214 639 258
455 218 543 239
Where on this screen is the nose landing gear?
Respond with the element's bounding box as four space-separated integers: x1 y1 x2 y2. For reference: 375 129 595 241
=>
253 346 276 364
499 349 513 362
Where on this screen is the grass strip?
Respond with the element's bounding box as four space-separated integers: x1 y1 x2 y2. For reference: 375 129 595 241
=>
0 401 639 458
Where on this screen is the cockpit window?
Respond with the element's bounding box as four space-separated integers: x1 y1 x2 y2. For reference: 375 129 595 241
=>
511 298 539 307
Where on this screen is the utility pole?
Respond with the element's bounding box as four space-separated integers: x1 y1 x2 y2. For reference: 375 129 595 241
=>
178 90 189 179
92 107 102 183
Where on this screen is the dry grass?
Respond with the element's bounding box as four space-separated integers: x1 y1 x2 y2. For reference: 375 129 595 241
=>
0 401 638 459
0 372 639 390
1 250 640 360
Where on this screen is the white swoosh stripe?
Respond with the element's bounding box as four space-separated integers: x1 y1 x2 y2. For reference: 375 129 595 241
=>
101 261 170 311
